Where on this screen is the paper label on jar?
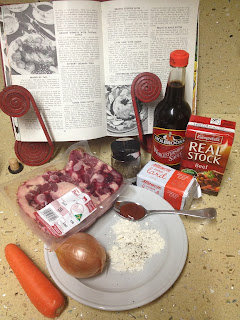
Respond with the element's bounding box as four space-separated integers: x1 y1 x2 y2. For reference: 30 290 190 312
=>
34 187 96 237
152 127 186 166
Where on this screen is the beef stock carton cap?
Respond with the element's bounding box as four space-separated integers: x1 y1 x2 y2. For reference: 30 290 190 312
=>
187 115 236 134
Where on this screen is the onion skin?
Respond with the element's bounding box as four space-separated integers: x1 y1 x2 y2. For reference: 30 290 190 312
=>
55 233 107 278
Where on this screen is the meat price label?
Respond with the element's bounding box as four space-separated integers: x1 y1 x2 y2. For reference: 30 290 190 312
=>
35 187 96 236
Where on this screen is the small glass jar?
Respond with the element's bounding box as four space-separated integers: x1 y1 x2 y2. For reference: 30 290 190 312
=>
111 138 141 184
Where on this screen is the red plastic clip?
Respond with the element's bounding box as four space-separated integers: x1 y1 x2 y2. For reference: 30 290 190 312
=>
0 85 54 166
131 72 162 153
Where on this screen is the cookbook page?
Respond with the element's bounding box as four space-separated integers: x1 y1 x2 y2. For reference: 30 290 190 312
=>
101 0 199 137
0 1 107 142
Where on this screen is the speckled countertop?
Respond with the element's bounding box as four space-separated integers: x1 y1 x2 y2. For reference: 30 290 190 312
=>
0 0 239 319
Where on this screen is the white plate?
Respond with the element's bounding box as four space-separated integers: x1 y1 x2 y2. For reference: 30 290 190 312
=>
8 4 29 12
44 185 188 311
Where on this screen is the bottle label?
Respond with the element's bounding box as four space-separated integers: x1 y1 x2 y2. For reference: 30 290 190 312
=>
152 127 186 166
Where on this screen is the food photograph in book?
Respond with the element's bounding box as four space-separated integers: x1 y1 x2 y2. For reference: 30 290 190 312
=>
106 84 148 135
2 2 58 76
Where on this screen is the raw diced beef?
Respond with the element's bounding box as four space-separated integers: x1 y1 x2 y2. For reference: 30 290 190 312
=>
17 149 123 232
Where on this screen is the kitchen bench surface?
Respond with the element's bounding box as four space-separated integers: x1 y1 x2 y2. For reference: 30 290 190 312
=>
0 0 239 319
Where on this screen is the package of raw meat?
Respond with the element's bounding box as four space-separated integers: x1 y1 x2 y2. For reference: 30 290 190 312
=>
0 141 129 249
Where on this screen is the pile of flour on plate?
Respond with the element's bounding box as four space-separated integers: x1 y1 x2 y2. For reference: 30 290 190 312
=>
109 219 165 272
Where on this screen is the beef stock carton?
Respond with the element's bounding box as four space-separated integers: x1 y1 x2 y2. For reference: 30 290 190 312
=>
180 115 236 195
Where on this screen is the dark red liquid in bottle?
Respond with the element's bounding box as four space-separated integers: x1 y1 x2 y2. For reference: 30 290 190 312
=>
152 50 192 169
154 81 191 131
152 81 191 170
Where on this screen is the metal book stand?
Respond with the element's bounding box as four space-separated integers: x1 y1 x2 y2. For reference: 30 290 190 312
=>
0 85 54 166
131 72 162 153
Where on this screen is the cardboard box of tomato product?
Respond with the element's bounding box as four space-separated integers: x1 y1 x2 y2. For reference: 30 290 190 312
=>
180 115 236 195
137 161 201 210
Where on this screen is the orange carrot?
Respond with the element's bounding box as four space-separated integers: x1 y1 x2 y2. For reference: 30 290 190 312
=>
5 243 66 318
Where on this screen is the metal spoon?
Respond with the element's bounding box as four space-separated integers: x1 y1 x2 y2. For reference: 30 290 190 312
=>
113 200 217 220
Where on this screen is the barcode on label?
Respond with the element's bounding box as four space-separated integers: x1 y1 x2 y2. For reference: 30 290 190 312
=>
40 207 59 223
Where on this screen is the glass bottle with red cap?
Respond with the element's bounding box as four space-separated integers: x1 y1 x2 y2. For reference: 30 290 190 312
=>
151 50 191 170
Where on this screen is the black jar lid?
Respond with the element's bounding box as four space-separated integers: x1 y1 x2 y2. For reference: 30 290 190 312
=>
111 138 140 162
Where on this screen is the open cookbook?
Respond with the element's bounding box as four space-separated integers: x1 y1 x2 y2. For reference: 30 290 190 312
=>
0 0 199 142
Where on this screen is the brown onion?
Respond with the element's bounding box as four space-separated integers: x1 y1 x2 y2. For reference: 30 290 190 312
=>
55 233 107 278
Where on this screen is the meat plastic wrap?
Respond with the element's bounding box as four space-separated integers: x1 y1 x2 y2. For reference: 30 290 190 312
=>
0 141 129 249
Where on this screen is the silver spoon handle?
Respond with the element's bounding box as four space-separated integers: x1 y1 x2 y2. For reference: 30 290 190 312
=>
147 208 217 219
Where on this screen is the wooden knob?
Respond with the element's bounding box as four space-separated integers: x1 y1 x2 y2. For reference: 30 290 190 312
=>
8 158 23 174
